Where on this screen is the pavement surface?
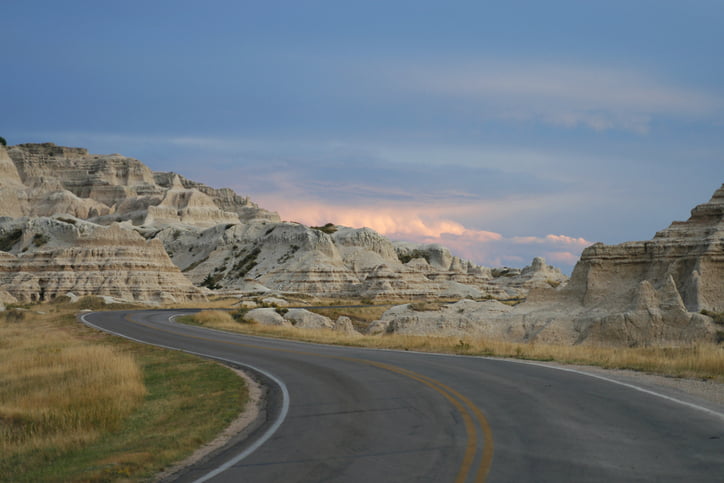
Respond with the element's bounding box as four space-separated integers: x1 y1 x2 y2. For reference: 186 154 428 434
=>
81 310 724 483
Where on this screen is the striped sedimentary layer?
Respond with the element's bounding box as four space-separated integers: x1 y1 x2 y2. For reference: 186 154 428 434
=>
0 217 204 304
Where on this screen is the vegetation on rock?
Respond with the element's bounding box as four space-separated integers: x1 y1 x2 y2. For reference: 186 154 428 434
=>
311 222 337 234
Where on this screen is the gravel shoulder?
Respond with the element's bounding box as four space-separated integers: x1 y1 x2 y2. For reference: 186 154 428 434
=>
528 360 724 414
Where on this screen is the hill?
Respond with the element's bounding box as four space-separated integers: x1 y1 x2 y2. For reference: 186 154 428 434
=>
0 143 562 305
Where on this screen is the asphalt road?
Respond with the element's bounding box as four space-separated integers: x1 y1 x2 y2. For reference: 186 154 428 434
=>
81 310 724 483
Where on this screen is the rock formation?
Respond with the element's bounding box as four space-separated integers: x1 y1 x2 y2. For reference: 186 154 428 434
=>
243 306 358 334
0 216 204 304
379 185 724 346
157 220 554 299
0 142 556 304
1 141 719 346
3 143 280 225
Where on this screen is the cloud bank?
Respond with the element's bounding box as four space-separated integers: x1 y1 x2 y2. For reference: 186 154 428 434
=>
255 196 592 273
383 60 724 134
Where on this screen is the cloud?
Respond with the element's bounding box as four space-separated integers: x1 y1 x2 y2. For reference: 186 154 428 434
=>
254 196 590 273
544 251 582 266
387 60 724 133
511 234 590 247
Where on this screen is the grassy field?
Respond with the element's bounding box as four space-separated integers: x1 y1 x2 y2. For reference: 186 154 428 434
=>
0 302 248 482
185 309 724 382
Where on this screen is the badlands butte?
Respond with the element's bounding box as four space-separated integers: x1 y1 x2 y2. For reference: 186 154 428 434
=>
0 142 722 346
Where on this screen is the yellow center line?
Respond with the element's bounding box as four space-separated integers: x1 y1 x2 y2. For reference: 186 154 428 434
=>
120 312 494 482
371 361 495 482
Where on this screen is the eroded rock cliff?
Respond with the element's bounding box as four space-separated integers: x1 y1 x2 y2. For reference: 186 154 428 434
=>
379 185 724 345
0 142 562 304
0 216 204 304
3 143 280 226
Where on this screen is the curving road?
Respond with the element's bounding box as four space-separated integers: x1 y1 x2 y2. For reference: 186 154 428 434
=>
81 310 724 483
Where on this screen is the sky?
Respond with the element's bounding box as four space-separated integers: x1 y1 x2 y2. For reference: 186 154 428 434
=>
3 1 723 273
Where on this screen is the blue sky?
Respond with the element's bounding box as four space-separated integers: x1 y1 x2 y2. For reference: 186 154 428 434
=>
3 1 723 273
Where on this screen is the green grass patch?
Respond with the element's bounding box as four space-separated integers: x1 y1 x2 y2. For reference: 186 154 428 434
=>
1 311 247 482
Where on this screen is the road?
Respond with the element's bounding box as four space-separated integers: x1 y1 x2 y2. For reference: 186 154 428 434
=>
81 310 724 483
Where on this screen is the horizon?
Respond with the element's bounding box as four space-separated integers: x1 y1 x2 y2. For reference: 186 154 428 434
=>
3 1 723 274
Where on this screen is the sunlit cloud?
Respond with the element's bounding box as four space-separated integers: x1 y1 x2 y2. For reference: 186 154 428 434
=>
544 251 582 266
511 234 590 247
256 196 591 272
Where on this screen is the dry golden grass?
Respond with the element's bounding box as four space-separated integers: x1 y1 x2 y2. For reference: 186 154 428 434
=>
305 305 392 324
189 314 724 382
192 309 242 330
0 314 146 459
168 296 241 310
1 305 248 481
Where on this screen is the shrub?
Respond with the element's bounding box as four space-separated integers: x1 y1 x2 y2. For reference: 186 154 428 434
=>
192 310 235 325
716 330 724 344
1 309 27 323
702 310 724 325
0 136 6 146
0 229 23 252
232 247 260 276
311 223 337 234
75 295 108 310
398 249 431 264
32 233 49 247
232 308 251 322
409 301 443 312
201 273 222 290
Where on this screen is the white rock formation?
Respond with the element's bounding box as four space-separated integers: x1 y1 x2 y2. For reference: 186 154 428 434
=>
0 142 568 304
283 308 334 329
0 216 204 304
379 185 724 346
2 143 279 226
244 308 291 326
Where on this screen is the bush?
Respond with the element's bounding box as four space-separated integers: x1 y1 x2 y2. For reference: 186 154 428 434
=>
311 223 337 234
201 273 222 290
192 310 235 325
1 308 27 323
0 136 6 146
232 247 260 276
75 295 108 310
0 229 23 252
409 301 443 312
702 310 724 325
33 233 49 247
398 249 432 264
232 308 251 322
716 330 724 345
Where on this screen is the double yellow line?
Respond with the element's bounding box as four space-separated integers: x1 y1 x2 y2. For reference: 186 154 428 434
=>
120 312 494 482
359 359 494 483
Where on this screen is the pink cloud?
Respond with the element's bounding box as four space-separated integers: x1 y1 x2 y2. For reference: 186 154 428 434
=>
511 234 591 247
256 196 589 272
544 251 582 265
544 234 591 246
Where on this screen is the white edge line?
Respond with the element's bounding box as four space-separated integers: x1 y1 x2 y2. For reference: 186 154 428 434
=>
380 346 724 422
490 357 724 422
79 312 290 483
166 315 724 423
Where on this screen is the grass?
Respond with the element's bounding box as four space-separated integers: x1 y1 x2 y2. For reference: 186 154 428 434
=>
0 304 248 482
409 301 445 312
186 310 724 382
